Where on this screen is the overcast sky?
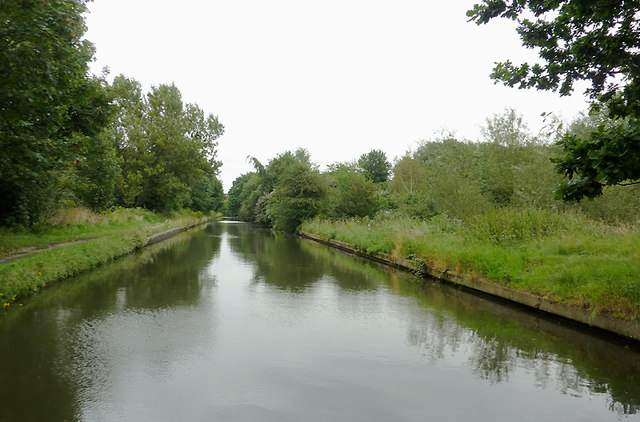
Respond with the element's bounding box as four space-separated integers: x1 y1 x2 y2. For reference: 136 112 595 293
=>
84 0 589 191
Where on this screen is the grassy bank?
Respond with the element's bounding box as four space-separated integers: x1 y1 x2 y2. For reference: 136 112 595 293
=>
300 209 640 321
0 207 218 307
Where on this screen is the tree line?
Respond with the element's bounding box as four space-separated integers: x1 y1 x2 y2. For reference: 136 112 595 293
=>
229 109 640 231
3 0 638 227
468 0 640 201
0 0 225 225
230 0 640 231
228 149 391 231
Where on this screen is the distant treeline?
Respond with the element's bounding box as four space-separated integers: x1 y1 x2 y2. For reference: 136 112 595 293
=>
229 109 640 231
0 1 225 225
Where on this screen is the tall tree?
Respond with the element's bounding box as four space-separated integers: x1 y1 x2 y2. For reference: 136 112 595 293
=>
478 109 560 207
267 163 327 232
227 173 254 217
66 74 120 210
358 149 391 183
468 0 640 200
0 0 103 223
111 76 224 212
325 167 379 218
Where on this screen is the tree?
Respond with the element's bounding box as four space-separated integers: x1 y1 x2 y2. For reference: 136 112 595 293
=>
71 128 120 210
231 149 314 225
468 0 640 200
66 74 120 210
188 174 224 213
390 155 426 196
478 109 560 207
0 0 103 223
358 149 391 183
553 116 640 200
326 167 379 218
267 163 327 232
111 76 224 212
227 173 253 217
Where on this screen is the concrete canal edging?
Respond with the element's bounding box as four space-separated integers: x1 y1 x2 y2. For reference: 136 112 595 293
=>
298 232 640 341
146 217 215 246
0 217 220 306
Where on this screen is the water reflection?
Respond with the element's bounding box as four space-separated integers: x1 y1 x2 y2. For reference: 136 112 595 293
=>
224 222 640 416
0 222 638 421
226 224 325 292
0 226 221 422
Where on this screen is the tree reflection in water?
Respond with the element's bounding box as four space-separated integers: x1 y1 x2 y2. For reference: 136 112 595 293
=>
1 222 638 421
226 222 640 416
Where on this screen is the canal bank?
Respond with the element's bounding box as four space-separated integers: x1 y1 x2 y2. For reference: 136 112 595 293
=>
0 215 218 307
299 232 640 342
2 221 638 422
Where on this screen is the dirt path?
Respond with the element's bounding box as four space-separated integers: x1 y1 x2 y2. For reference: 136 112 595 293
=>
0 239 94 264
0 220 207 265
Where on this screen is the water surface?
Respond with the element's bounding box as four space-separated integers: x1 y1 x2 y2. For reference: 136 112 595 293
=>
1 222 639 421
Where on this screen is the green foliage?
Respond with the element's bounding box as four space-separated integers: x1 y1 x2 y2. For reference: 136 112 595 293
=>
237 173 263 222
358 149 391 183
267 163 327 232
467 0 640 112
70 129 120 210
301 214 640 319
478 109 560 207
468 1 640 200
577 184 640 224
111 76 224 212
188 174 224 213
389 155 427 196
0 0 109 224
382 110 638 224
227 173 253 217
389 193 437 219
326 167 379 218
236 108 638 236
0 209 211 302
228 149 317 227
412 137 490 218
259 149 313 193
465 207 583 245
554 118 640 200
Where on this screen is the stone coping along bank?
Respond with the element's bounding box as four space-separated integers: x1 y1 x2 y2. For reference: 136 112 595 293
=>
298 232 640 342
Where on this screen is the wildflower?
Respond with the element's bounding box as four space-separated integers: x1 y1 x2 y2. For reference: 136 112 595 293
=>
12 262 16 266
3 303 9 308
38 272 42 277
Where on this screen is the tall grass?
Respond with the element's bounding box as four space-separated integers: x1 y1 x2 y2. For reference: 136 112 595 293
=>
0 207 217 306
300 208 640 320
0 207 213 257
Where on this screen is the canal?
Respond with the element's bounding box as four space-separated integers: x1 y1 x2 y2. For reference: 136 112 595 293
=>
1 222 639 421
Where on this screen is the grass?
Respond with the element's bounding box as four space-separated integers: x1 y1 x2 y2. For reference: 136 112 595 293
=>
0 207 219 306
300 208 640 321
0 207 190 256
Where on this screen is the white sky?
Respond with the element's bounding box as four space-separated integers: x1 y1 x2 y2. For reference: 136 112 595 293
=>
84 0 589 191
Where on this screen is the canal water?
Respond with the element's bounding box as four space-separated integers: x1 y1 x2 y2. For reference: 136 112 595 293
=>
1 222 639 421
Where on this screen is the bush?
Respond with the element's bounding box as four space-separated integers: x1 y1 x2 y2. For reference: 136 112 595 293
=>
327 170 379 218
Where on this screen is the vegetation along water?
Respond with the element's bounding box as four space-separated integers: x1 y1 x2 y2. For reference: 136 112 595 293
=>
1 222 639 421
2 0 640 420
